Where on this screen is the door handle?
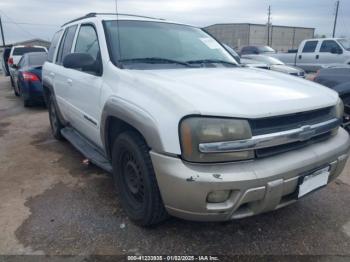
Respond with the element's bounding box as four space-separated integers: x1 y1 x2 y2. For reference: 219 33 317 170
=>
298 55 302 60
49 72 55 77
316 55 319 59
67 79 73 85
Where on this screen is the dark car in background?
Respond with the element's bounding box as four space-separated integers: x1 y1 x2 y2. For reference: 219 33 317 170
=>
240 45 276 55
313 66 350 130
12 52 47 107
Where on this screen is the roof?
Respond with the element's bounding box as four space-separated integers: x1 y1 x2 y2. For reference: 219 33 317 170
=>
205 23 315 31
62 13 169 27
309 37 347 41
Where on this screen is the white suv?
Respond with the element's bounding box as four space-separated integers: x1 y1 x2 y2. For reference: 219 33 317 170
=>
42 13 350 226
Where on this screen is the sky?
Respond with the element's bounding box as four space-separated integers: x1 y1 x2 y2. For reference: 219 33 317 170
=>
0 0 349 44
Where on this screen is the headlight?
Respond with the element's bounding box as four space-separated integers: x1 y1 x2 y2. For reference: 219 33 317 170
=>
179 117 254 163
335 99 344 119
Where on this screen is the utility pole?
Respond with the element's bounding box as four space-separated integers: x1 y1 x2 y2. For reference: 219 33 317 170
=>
115 0 118 14
332 0 340 38
267 5 271 46
0 16 6 47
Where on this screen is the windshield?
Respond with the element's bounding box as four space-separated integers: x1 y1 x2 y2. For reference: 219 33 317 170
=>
338 39 350 51
257 46 276 53
104 20 237 69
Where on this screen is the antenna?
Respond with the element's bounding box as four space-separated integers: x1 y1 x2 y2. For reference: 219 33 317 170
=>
115 0 123 66
267 5 271 46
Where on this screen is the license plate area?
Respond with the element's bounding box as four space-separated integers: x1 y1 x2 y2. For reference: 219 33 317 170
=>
297 166 330 198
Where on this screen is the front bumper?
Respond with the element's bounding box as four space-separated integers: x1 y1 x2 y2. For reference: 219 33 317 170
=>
150 128 350 222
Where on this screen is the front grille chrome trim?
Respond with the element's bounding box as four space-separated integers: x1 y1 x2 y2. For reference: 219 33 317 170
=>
199 118 341 153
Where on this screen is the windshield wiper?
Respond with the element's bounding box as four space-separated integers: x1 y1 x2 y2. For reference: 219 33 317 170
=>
186 59 238 67
119 57 193 67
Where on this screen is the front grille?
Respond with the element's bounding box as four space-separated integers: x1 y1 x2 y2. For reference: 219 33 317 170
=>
256 131 333 158
249 107 337 158
249 107 334 136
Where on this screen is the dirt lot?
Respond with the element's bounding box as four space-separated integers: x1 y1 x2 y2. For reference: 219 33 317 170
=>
0 75 350 257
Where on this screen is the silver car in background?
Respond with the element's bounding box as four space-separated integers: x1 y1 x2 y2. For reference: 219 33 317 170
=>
243 55 306 78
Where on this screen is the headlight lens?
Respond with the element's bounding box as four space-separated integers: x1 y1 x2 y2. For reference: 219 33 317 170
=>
335 99 344 119
179 117 254 163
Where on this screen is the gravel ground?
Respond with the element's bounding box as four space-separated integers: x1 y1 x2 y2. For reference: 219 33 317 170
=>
0 75 349 259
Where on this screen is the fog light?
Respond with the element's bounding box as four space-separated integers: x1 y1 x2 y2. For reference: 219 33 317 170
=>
207 190 231 203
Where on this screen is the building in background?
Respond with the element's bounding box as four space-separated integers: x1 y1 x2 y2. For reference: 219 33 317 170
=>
204 23 315 52
10 38 51 49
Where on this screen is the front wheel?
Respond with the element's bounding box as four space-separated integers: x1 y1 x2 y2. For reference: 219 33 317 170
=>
48 95 64 140
112 131 168 226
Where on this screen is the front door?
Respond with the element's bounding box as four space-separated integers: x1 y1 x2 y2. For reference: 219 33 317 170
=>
65 23 104 148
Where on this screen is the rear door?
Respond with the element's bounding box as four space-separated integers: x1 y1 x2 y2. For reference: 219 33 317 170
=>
66 23 104 146
52 25 78 121
297 40 319 72
318 40 346 66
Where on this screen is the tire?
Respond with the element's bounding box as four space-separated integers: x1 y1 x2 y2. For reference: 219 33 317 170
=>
112 131 168 226
23 98 32 107
48 94 64 140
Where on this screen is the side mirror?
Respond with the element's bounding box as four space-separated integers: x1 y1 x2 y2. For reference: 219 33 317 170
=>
63 53 102 75
63 53 95 69
331 47 342 54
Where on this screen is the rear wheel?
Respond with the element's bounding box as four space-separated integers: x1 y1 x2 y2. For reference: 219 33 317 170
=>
112 131 168 226
48 95 64 140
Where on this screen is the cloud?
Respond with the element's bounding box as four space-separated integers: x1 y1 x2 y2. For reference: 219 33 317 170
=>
0 0 349 44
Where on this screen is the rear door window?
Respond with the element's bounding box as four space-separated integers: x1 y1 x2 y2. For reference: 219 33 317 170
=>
47 30 63 62
320 40 341 53
13 47 46 56
56 25 78 65
302 41 318 53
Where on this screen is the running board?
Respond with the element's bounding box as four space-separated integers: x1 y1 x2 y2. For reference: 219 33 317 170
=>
61 127 113 174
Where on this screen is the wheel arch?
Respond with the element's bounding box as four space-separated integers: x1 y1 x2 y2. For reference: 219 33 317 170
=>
101 98 165 160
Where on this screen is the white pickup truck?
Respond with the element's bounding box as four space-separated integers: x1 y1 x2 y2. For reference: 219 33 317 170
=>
42 13 349 226
272 38 350 72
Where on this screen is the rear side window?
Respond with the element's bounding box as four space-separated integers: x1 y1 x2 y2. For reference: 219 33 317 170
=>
74 24 100 60
28 53 48 66
13 47 46 56
302 41 318 53
320 40 341 53
47 30 63 62
56 25 78 65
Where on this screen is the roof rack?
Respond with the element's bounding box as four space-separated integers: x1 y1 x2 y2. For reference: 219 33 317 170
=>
62 12 164 27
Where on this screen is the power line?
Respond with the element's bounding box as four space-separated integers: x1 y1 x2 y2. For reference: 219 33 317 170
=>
3 21 59 27
0 10 40 39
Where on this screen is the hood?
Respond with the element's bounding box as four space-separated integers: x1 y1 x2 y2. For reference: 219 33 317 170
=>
130 67 339 118
271 64 303 74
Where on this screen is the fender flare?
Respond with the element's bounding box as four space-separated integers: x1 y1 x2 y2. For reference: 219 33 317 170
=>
42 80 68 126
101 97 165 158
